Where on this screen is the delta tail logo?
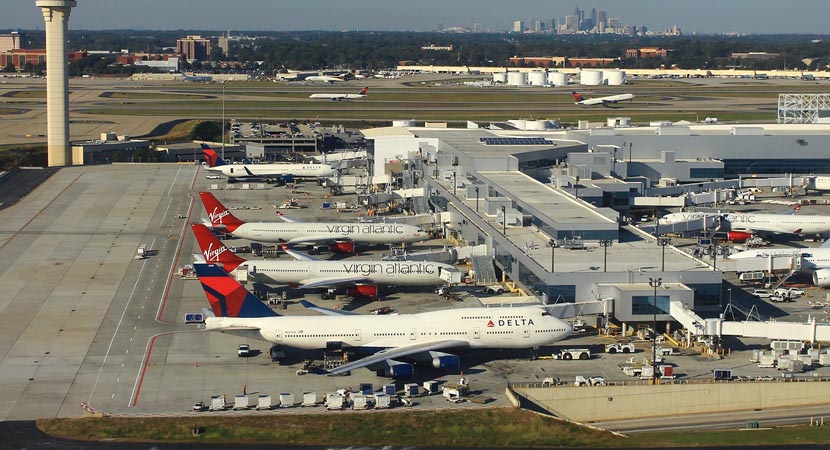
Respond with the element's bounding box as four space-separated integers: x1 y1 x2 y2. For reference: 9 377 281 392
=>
209 206 231 225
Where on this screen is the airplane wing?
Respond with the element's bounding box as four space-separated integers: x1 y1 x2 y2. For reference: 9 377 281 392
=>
282 246 319 262
733 224 802 235
296 276 371 290
286 235 345 246
299 300 362 316
328 340 469 375
274 211 299 223
821 239 830 249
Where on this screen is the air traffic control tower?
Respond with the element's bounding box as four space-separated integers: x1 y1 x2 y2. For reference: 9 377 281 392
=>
36 0 77 167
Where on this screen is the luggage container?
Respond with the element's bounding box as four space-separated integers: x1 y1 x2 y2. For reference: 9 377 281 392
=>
359 383 373 395
234 394 249 410
325 392 344 410
404 383 420 397
374 393 391 409
758 353 776 368
382 384 396 396
210 395 225 411
809 348 820 361
800 355 813 366
256 395 271 410
279 392 294 408
302 391 317 407
750 349 762 363
351 394 368 410
713 369 732 380
423 380 439 394
820 352 830 366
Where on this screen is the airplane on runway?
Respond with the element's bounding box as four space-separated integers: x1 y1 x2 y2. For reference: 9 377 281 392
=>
658 210 830 240
309 87 368 101
728 240 830 286
571 91 634 106
193 263 572 378
305 74 346 83
182 73 213 83
191 224 457 298
199 192 430 251
201 144 335 181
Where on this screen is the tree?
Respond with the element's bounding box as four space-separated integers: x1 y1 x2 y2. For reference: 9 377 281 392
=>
190 121 222 142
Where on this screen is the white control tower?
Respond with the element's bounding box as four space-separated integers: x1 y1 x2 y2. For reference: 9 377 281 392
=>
36 0 77 167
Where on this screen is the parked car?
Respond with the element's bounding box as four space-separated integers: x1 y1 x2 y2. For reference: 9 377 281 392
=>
751 289 772 298
237 344 252 357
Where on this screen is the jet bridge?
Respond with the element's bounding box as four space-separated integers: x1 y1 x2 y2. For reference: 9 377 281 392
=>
639 215 719 236
670 300 830 343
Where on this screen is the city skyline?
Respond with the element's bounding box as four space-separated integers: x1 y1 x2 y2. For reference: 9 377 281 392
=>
0 0 829 35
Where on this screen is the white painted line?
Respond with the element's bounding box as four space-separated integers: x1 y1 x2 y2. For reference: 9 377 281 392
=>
111 393 115 399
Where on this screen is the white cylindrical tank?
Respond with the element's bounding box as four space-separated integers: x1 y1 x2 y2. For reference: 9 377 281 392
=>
528 71 547 86
547 71 568 86
493 72 508 84
507 71 527 86
604 70 626 86
525 120 549 131
392 119 416 127
580 70 602 86
509 119 527 130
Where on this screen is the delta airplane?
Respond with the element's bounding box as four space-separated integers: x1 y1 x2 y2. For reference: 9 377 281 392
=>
201 144 335 181
193 263 572 378
571 91 634 106
305 75 345 83
200 192 429 251
309 87 368 101
658 210 830 240
728 240 830 286
192 224 456 298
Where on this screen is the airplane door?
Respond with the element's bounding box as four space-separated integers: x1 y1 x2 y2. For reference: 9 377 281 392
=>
409 328 416 340
355 329 361 342
473 328 481 340
274 331 282 342
523 328 530 339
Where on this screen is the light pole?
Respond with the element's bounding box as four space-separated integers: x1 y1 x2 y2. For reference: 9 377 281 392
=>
612 147 618 177
452 171 457 196
574 175 580 200
657 237 670 272
475 186 480 213
221 80 227 160
549 238 557 273
598 239 612 272
727 288 732 305
649 277 663 384
501 205 507 236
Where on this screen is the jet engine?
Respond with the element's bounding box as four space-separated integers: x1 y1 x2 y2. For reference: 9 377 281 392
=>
727 231 753 243
330 241 355 254
813 269 830 287
432 354 461 370
378 362 414 379
348 284 378 298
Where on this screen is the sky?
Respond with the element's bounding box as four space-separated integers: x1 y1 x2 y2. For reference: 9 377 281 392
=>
3 0 830 34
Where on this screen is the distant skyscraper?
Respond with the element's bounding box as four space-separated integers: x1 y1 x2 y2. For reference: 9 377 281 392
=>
176 35 211 60
217 31 230 57
608 18 621 30
534 20 544 32
564 15 579 33
597 10 607 27
513 20 525 33
548 18 557 32
0 31 23 53
473 21 481 33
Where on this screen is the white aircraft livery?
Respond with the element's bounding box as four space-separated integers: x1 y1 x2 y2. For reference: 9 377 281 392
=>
309 87 368 101
192 224 456 297
202 145 334 180
199 192 429 250
659 211 830 236
572 91 634 106
729 240 830 286
194 263 572 378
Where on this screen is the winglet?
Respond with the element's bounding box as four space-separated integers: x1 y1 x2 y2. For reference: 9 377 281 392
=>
193 263 279 318
274 210 299 223
191 224 246 271
199 192 245 232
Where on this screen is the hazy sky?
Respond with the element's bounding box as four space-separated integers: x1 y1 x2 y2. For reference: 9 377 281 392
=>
3 0 829 34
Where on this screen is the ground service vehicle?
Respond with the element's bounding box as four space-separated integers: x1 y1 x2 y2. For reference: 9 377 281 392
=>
554 348 591 360
605 343 635 353
238 344 251 357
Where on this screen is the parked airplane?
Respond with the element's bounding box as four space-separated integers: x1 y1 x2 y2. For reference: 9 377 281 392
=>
305 75 345 83
193 263 571 377
728 240 830 286
199 192 429 251
182 73 213 83
309 87 368 101
192 224 456 298
658 210 830 238
201 145 335 181
571 91 634 106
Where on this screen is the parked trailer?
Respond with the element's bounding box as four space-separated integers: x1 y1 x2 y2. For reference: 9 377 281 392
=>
554 348 591 360
279 393 295 408
256 395 271 410
302 391 317 407
325 393 344 410
234 394 249 410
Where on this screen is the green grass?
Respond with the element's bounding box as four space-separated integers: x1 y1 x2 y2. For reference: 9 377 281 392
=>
2 90 45 99
36 408 830 447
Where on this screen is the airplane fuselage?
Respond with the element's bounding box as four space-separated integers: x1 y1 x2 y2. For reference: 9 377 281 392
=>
206 307 571 349
206 163 334 179
660 212 830 235
245 260 455 286
229 221 429 245
729 247 830 270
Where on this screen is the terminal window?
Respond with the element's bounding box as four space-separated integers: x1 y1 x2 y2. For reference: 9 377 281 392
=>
631 295 670 315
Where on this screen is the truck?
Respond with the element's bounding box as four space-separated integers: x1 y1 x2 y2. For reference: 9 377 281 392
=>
574 375 605 386
605 343 635 354
553 348 591 360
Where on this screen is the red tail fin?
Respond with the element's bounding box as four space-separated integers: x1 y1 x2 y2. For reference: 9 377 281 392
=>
191 224 246 271
359 87 368 95
193 264 279 318
199 192 245 232
201 144 219 167
571 91 583 102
